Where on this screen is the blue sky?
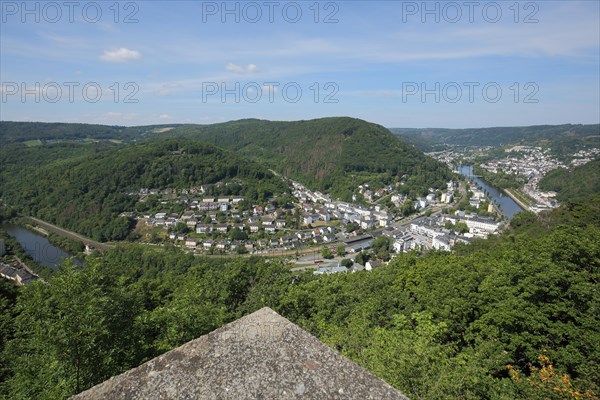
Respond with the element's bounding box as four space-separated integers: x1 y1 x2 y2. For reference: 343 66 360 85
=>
1 0 599 128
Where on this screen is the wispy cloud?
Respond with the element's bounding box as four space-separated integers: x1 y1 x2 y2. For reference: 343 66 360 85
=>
100 48 141 63
226 63 258 74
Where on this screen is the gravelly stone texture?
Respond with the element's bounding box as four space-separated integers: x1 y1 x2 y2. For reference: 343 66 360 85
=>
71 307 410 400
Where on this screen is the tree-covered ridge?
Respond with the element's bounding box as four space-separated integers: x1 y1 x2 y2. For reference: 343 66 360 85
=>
539 158 600 202
0 139 287 241
391 124 600 156
1 118 454 200
157 117 453 199
1 197 599 399
0 121 180 144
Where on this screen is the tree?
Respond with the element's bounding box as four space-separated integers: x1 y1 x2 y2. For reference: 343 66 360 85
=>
371 236 391 254
362 313 462 399
5 261 142 398
455 222 469 234
510 211 537 229
229 227 248 241
354 251 369 265
340 258 353 269
336 245 346 256
175 222 189 234
508 354 596 400
401 200 414 216
346 222 358 233
0 280 19 386
321 248 334 259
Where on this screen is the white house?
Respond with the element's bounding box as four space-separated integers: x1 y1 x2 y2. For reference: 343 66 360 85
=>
302 213 313 225
365 259 384 271
185 238 199 248
432 235 452 251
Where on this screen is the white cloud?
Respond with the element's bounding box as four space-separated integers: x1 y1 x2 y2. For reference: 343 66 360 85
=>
159 114 174 120
100 48 141 63
104 112 138 121
226 63 258 74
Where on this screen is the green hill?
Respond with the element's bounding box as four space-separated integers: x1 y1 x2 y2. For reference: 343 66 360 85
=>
161 117 453 200
539 158 600 202
0 139 286 241
391 124 600 158
0 121 184 144
0 118 454 200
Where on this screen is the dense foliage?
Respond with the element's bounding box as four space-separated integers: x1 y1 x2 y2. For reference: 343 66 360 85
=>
473 165 523 190
0 121 180 144
0 197 598 399
47 233 85 255
163 118 454 200
0 139 287 241
539 158 600 202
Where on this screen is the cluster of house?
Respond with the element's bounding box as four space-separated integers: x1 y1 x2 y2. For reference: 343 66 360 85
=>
479 147 563 212
0 261 36 285
126 172 462 255
292 181 398 229
323 201 391 229
570 148 600 167
171 225 339 253
312 258 386 275
466 183 492 211
122 179 370 253
292 180 402 228
136 195 268 229
427 145 599 215
409 182 456 210
313 209 501 276
385 213 501 253
357 183 394 203
0 239 39 286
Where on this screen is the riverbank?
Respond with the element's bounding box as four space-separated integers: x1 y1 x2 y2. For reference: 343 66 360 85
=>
25 223 49 237
503 189 532 211
15 219 86 257
25 217 114 250
0 226 54 279
458 165 525 220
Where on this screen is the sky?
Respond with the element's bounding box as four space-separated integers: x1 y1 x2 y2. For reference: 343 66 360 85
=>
1 0 599 128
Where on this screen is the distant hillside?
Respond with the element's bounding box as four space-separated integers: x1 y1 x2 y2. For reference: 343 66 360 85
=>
391 124 600 156
159 118 453 200
0 118 454 200
539 158 600 202
0 121 180 144
0 139 286 241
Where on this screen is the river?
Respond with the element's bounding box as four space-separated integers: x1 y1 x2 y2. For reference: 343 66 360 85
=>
0 223 81 271
458 166 525 220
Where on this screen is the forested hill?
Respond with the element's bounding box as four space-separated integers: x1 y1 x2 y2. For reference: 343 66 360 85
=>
0 118 453 200
391 124 600 154
539 158 600 202
0 121 183 144
155 117 453 200
0 139 287 241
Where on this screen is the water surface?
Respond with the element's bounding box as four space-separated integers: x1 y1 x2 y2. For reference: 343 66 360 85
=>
0 223 81 270
458 165 525 220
